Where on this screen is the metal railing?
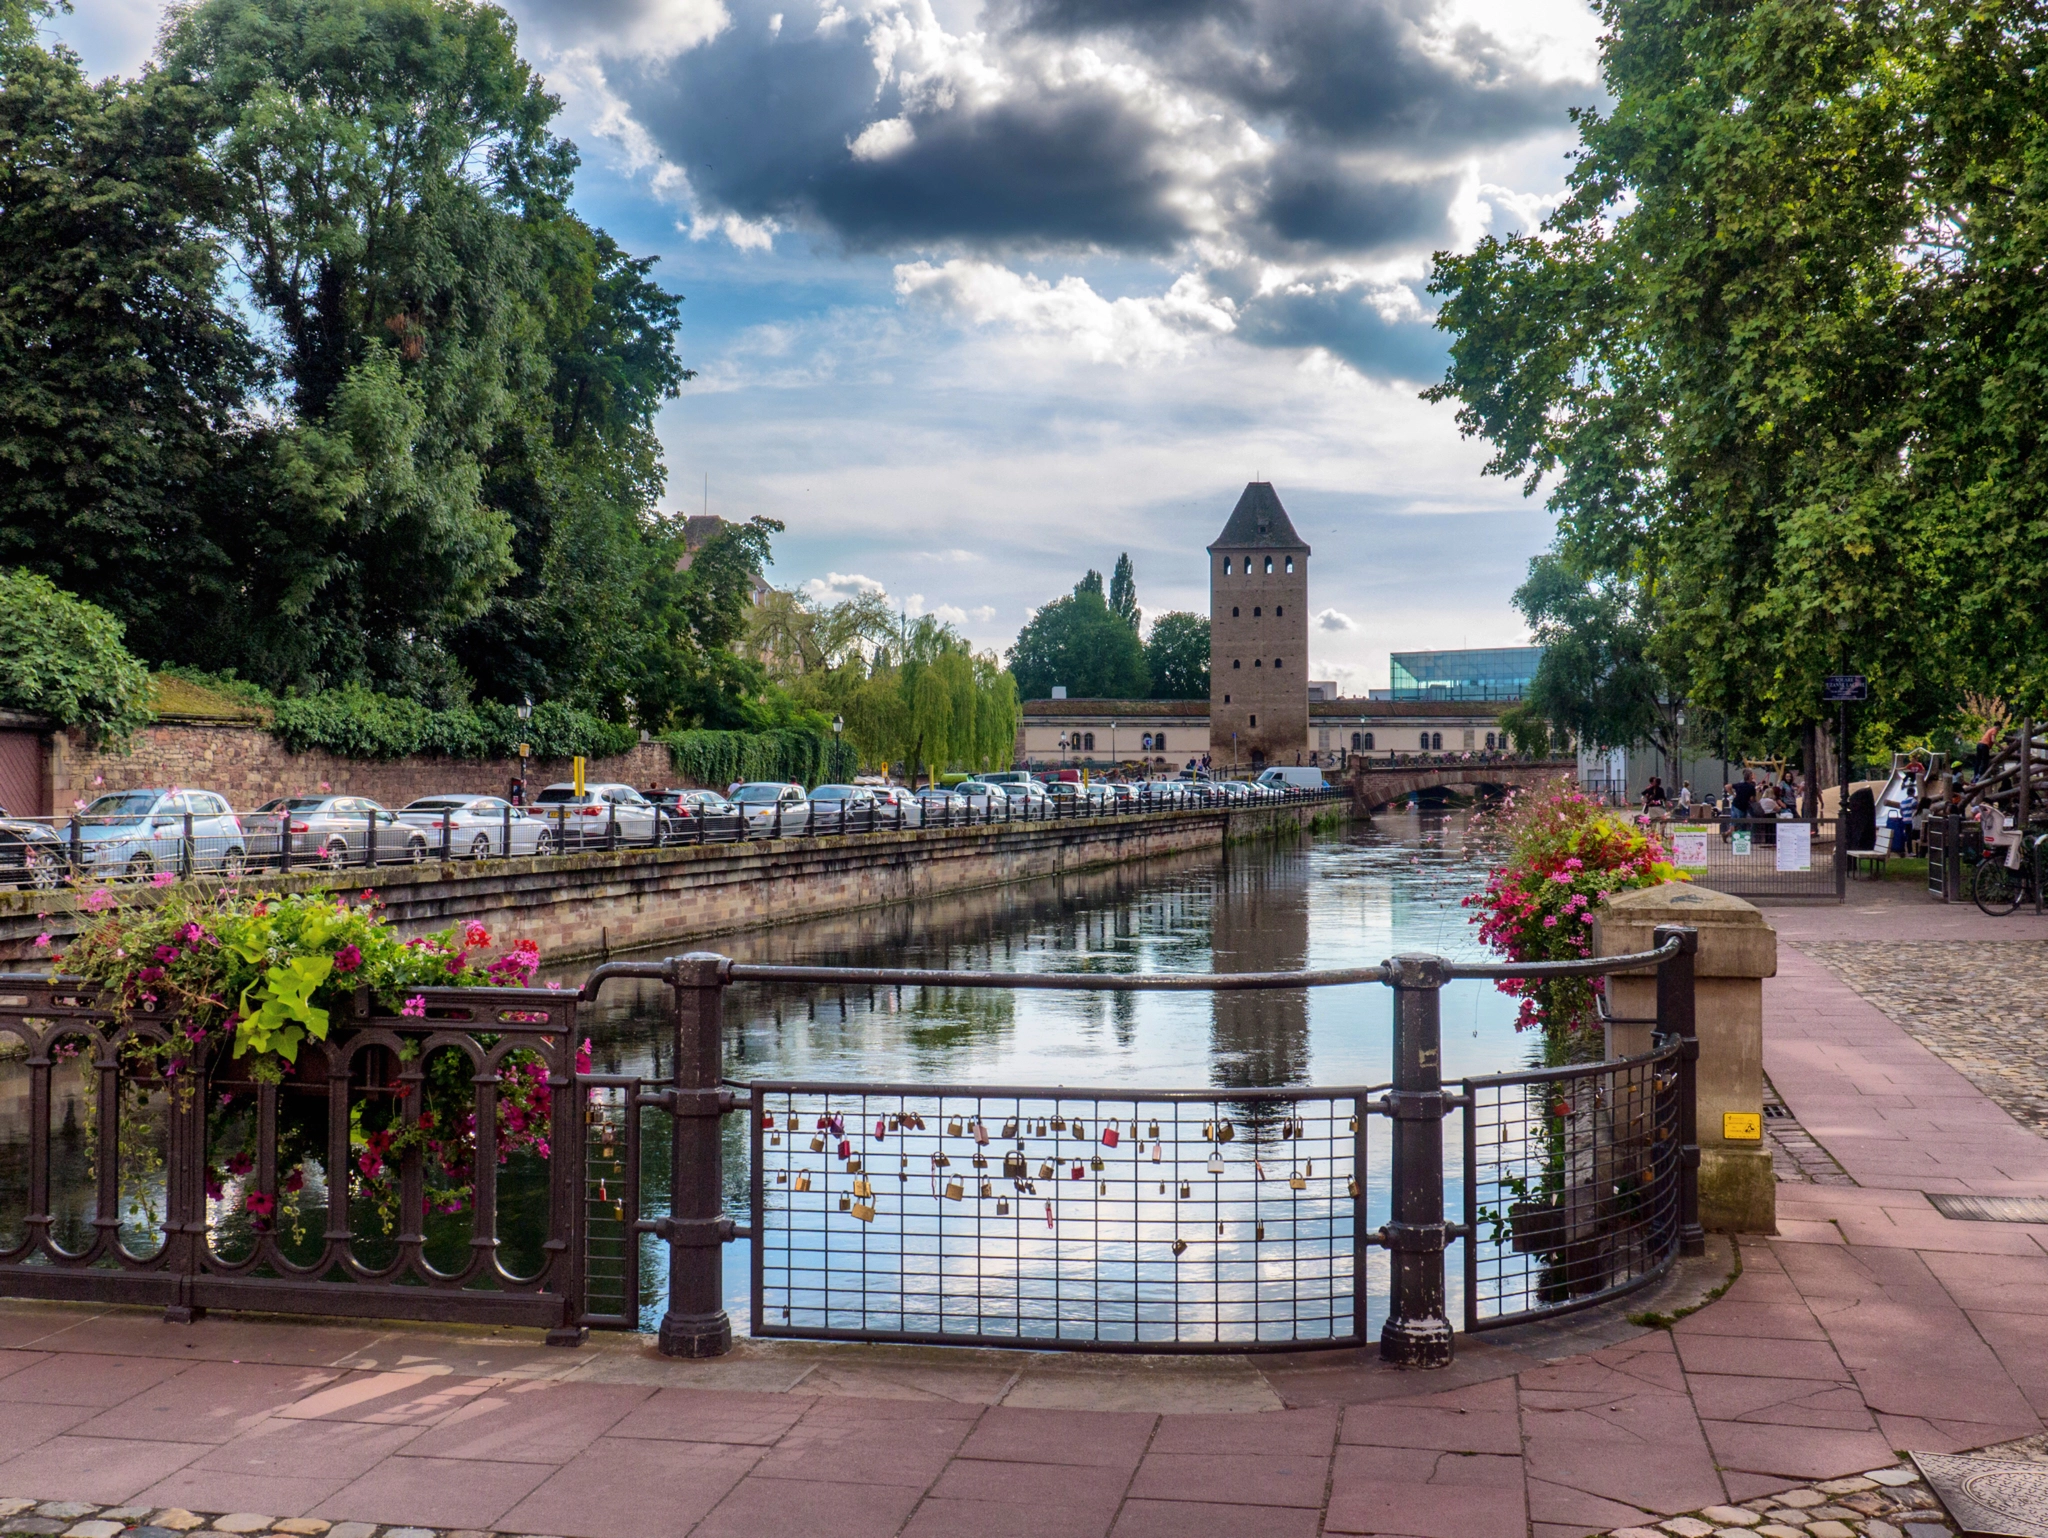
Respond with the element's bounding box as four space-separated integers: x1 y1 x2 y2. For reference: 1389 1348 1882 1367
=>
0 786 1349 889
1661 816 1845 900
0 923 1700 1365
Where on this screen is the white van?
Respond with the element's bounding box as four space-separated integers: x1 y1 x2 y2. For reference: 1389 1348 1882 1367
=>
1256 767 1330 793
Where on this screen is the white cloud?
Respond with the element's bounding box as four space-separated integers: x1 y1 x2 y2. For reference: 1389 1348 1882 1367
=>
801 571 888 601
930 603 969 624
969 605 996 623
1316 608 1357 631
895 261 1235 366
849 116 916 161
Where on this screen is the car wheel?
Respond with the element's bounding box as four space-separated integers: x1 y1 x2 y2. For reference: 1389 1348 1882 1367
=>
222 847 247 880
29 853 63 890
127 853 154 879
406 837 428 864
470 834 492 859
533 830 554 857
322 841 348 870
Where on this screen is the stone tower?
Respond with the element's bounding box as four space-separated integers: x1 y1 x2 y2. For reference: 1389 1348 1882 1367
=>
1208 483 1309 768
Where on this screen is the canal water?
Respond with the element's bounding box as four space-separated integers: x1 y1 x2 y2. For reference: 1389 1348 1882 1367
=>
573 810 1530 1334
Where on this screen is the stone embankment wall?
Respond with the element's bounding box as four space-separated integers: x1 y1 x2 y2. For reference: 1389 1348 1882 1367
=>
49 724 671 813
0 803 1342 966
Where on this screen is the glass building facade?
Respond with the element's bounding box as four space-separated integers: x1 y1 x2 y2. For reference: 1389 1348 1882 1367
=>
1388 647 1543 702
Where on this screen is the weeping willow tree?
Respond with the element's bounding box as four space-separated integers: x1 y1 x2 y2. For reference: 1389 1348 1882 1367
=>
811 615 1018 781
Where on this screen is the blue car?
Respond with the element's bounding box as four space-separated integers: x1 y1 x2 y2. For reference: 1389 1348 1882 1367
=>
72 789 249 880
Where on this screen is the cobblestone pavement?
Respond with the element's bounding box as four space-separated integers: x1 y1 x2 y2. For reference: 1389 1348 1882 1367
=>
1800 942 2048 1136
1601 1467 1958 1538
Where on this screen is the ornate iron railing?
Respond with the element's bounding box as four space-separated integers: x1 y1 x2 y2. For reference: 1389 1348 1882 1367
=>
0 923 1701 1367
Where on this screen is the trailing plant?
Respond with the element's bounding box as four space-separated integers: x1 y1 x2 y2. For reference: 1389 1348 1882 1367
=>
269 687 637 762
661 726 855 788
1463 777 1678 1041
0 570 152 744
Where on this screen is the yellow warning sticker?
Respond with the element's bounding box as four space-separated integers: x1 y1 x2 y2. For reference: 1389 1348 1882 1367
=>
1723 1111 1763 1141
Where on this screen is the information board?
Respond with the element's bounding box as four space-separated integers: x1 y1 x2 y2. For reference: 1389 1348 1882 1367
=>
1776 821 1812 872
1671 826 1712 869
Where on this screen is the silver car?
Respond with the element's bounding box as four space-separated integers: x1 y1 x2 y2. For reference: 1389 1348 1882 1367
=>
952 781 1011 817
252 796 428 867
732 782 812 834
869 785 923 827
531 782 667 846
915 786 967 822
807 784 876 833
397 796 554 859
74 789 249 879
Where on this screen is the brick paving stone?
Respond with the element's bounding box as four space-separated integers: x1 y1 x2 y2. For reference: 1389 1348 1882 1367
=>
1700 1507 1760 1526
61 1522 121 1538
1661 1520 1715 1537
209 1517 271 1533
271 1522 329 1535
126 1526 184 1538
320 1523 374 1538
0 1508 29 1522
5 1520 65 1534
1805 1523 1853 1538
1866 1468 1920 1485
150 1514 204 1531
34 1509 94 1521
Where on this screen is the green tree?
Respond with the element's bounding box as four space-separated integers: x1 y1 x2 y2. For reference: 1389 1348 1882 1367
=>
1007 573 1150 700
1502 554 1682 766
0 570 152 744
0 24 259 646
1424 0 1948 749
1144 612 1209 700
1108 553 1139 630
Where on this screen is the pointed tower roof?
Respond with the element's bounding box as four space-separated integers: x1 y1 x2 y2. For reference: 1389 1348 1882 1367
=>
1207 482 1310 553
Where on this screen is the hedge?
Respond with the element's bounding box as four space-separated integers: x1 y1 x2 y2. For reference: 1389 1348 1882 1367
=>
662 729 857 789
269 688 638 762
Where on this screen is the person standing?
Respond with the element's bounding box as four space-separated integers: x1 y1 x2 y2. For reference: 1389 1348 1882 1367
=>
1731 771 1757 818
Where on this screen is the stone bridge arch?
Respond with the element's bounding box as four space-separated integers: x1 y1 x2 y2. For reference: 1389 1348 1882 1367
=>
1347 760 1576 812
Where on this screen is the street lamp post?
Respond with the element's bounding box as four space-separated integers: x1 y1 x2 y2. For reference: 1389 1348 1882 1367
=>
1110 721 1118 772
514 697 533 805
1058 733 1069 773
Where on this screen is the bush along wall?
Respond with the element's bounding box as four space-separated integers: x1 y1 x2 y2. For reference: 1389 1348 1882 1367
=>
662 729 857 788
269 688 638 762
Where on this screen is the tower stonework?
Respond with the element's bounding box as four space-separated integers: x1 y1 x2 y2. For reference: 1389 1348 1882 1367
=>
1208 482 1309 768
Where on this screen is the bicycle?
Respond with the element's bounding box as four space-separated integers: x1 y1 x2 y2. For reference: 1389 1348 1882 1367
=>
1972 832 2043 915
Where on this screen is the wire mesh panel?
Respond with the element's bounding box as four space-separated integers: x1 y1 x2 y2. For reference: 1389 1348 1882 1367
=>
750 1081 1376 1350
576 1076 641 1329
1666 817 1842 899
1462 1042 1682 1330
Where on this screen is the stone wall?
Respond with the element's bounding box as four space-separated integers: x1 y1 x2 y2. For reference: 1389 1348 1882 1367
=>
0 802 1341 966
48 723 675 813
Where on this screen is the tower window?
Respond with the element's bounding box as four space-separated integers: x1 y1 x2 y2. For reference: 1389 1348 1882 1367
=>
1249 714 1257 727
1273 657 1283 669
1264 557 1273 573
1364 732 1374 750
1232 607 1239 617
1083 733 1094 750
1223 694 1230 703
1285 557 1294 573
1350 732 1361 749
1232 659 1240 669
1254 659 1263 667
1223 558 1232 574
1275 606 1282 617
1253 606 1261 616
1156 733 1167 751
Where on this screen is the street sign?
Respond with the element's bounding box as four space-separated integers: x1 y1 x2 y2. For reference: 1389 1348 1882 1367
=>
1822 675 1869 702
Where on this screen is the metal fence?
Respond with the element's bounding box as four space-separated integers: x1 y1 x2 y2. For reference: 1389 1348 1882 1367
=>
1663 817 1845 900
749 1083 1368 1351
0 924 1700 1367
0 786 1348 889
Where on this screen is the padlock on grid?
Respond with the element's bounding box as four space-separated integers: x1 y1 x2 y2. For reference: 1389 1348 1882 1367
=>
996 1197 1010 1215
1101 1125 1120 1148
853 1177 873 1199
794 1172 812 1192
1090 1155 1104 1172
944 1179 964 1201
979 1180 993 1199
1038 1161 1055 1180
1148 1120 1161 1139
1003 1150 1027 1179
1001 1117 1020 1138
1171 1237 1188 1257
1217 1121 1234 1143
851 1199 875 1222
947 1117 964 1137
1289 1170 1306 1191
809 1136 826 1153
1050 1114 1066 1132
1207 1153 1224 1175
1179 1180 1192 1198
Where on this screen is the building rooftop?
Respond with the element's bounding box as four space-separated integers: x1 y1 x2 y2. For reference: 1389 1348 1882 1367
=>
1388 646 1542 702
1207 482 1310 554
1021 698 1506 719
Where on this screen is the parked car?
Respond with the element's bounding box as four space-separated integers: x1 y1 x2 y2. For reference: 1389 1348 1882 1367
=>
396 796 552 859
1257 767 1330 794
1104 781 1140 808
649 788 734 818
73 789 248 878
251 795 429 867
997 779 1051 817
916 785 968 821
979 771 1037 787
732 782 812 834
869 784 924 827
0 819 67 888
1044 781 1110 813
531 782 667 845
1215 781 1254 805
953 781 1011 816
807 784 876 833
1140 780 1189 807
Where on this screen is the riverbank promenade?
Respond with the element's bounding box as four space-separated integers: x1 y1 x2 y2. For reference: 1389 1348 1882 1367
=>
0 883 2042 1538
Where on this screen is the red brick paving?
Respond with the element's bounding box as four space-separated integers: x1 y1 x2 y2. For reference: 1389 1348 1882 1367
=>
0 911 2043 1534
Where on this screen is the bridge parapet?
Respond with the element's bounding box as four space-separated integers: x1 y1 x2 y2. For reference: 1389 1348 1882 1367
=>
1347 759 1576 811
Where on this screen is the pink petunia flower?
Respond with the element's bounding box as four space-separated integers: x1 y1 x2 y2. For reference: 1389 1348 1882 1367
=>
401 995 427 1018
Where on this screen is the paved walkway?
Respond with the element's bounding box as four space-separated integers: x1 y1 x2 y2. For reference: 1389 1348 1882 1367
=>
2 886 2047 1536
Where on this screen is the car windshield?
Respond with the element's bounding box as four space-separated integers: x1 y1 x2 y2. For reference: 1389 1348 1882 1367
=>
811 787 854 799
733 784 788 803
84 792 159 818
406 798 469 811
534 788 582 803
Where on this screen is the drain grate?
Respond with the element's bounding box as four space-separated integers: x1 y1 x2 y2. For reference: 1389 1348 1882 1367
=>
1927 1193 2048 1224
1915 1450 2048 1536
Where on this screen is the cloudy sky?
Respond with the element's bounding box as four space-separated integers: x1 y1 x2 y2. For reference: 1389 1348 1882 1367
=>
59 0 1600 694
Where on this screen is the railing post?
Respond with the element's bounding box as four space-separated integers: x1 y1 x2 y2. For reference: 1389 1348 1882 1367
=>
1654 924 1705 1257
366 807 378 867
180 812 194 878
658 951 735 1357
1381 952 1454 1367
